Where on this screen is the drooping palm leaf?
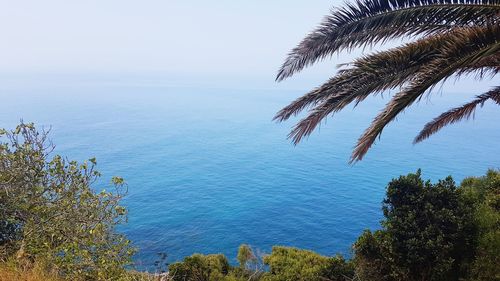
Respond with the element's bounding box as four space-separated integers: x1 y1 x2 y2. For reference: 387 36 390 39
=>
414 86 500 143
281 29 500 145
275 32 450 123
457 53 500 77
276 0 500 81
351 26 500 162
277 0 500 162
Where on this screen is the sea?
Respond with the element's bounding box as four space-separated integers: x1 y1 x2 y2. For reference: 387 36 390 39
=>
1 75 499 269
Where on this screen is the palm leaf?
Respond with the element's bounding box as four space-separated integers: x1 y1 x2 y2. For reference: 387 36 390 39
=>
351 27 500 162
281 30 500 145
457 53 500 77
276 0 500 81
414 87 500 143
275 32 450 123
273 70 359 122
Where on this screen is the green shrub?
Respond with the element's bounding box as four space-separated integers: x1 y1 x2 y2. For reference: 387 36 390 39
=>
168 253 231 281
460 170 500 281
237 244 256 269
234 244 264 281
353 230 393 281
353 170 492 281
262 246 353 281
0 123 135 280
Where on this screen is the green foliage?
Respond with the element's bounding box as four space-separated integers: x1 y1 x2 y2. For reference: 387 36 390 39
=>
383 170 474 280
354 170 500 281
168 253 232 281
460 170 500 281
168 247 353 281
352 230 392 281
262 246 353 281
237 244 255 268
234 244 263 280
0 123 135 280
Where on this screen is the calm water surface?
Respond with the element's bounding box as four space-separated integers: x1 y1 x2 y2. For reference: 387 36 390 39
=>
1 78 499 268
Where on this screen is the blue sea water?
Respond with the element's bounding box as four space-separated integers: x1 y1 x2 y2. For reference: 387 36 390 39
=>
1 77 499 269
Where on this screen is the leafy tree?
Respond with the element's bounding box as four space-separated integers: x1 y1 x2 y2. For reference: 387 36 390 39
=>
262 246 353 281
460 170 500 281
0 123 135 280
354 170 476 281
274 0 500 162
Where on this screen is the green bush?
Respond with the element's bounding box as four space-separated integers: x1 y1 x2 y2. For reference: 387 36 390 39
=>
353 170 500 281
0 123 135 280
237 244 256 269
352 230 392 281
168 253 231 281
460 170 500 281
234 244 263 281
168 247 352 281
262 246 353 281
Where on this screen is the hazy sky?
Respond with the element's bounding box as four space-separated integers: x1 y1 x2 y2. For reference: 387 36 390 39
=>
0 0 496 91
1 1 336 78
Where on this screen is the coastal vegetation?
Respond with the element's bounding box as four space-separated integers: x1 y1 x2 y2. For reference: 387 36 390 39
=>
274 0 500 162
0 123 135 280
1 123 498 280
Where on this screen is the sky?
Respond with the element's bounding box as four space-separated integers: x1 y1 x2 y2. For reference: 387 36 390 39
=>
0 1 336 83
0 0 496 91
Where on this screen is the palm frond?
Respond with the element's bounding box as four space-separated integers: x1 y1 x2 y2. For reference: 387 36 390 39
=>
276 0 500 81
275 32 450 123
456 53 500 77
414 86 500 143
351 26 500 162
281 29 500 145
286 66 419 144
273 70 358 122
